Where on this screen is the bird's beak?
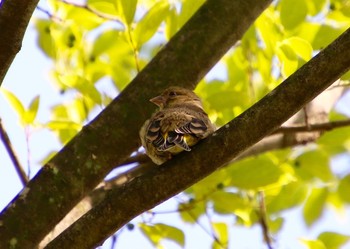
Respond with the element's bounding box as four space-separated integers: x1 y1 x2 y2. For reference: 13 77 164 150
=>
150 95 165 107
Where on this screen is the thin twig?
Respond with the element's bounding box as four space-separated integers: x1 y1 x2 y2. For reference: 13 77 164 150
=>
186 208 226 249
205 209 227 249
36 6 62 22
274 119 350 134
0 118 28 186
257 191 273 249
127 27 141 72
58 0 125 27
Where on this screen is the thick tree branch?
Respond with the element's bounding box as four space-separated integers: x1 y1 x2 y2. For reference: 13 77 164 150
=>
45 27 350 248
0 0 39 85
0 0 272 247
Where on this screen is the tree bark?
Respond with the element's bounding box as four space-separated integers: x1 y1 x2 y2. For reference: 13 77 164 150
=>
46 27 350 248
0 0 39 85
0 0 272 248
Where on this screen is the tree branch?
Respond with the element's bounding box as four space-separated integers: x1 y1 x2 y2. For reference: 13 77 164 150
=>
0 118 28 186
0 0 39 85
275 119 350 133
45 27 350 248
0 0 272 247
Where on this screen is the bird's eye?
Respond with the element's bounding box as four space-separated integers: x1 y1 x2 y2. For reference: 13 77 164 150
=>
169 91 177 97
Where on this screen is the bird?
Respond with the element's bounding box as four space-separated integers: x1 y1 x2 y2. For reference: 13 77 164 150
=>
139 87 215 165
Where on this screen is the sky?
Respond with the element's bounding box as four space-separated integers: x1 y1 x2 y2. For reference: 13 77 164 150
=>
1 2 350 249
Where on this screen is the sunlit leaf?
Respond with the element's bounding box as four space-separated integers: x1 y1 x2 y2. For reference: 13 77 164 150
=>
279 0 307 30
337 174 350 203
34 19 56 58
300 239 327 249
178 201 205 224
139 223 185 248
0 88 26 123
282 37 313 61
212 222 228 249
116 0 138 25
227 155 284 189
318 232 350 249
267 182 307 213
24 95 40 125
87 0 119 18
294 150 334 182
211 191 249 214
133 1 170 48
303 187 328 226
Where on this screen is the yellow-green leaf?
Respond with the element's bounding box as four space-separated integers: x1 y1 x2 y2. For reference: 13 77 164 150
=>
294 150 334 182
283 37 313 61
338 174 350 203
227 155 284 190
133 1 170 48
139 223 185 248
24 95 40 125
0 88 26 123
87 0 119 18
116 0 137 25
212 222 228 249
280 0 307 30
211 191 249 214
318 232 350 249
303 187 328 226
300 239 327 249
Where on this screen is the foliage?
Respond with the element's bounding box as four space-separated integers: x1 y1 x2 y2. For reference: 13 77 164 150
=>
1 0 350 248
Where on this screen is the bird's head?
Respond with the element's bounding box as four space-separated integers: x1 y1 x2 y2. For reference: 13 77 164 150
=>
150 87 202 109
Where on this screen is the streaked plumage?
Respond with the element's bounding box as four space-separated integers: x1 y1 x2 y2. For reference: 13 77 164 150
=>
140 87 215 165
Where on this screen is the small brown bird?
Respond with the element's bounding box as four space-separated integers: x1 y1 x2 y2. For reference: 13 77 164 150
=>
140 87 215 165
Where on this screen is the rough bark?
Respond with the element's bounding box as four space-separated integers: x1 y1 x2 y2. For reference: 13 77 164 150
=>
46 28 350 248
0 0 272 248
0 0 39 85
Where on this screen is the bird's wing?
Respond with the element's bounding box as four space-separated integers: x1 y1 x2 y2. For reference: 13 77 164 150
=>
145 108 209 152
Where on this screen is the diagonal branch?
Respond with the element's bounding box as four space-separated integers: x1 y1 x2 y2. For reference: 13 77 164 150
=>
0 0 272 247
45 27 350 248
0 118 28 186
0 0 39 85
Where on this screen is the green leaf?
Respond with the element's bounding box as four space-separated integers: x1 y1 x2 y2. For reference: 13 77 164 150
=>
212 222 228 249
45 120 82 131
312 25 346 50
300 239 327 249
139 223 185 248
268 182 307 213
337 174 350 203
178 201 205 224
34 19 56 59
303 187 328 226
115 0 137 25
280 0 307 30
268 217 284 234
211 191 249 214
133 1 170 48
318 232 350 249
0 88 26 123
24 95 40 125
306 0 327 15
227 155 284 190
283 37 313 61
87 0 119 18
294 150 334 182
318 127 350 155
276 41 298 78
